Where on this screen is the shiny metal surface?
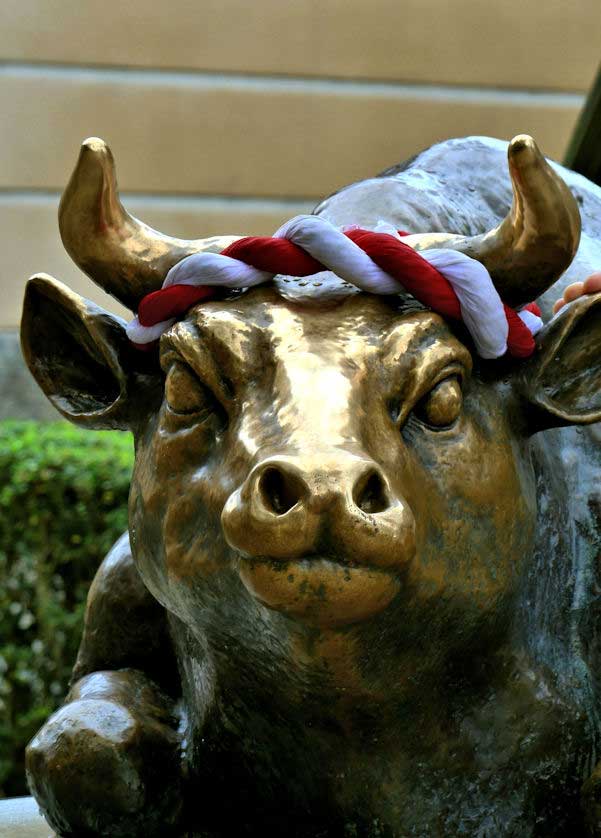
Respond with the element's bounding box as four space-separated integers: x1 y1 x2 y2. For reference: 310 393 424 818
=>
58 138 240 310
19 135 601 836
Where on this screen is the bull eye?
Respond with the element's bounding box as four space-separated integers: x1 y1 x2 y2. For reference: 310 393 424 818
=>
413 376 463 429
164 363 226 429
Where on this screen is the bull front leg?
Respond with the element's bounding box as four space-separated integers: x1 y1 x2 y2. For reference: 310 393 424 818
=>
25 533 186 837
27 669 183 837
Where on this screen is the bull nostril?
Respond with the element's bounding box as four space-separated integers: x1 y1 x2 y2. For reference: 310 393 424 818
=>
258 467 305 515
353 470 389 514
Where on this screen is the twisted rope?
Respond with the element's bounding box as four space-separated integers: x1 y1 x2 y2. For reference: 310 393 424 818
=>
126 215 542 358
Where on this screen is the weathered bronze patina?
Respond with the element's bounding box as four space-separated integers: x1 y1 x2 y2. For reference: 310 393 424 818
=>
20 135 601 837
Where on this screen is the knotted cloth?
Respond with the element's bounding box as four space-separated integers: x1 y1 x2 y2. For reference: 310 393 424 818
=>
126 215 542 359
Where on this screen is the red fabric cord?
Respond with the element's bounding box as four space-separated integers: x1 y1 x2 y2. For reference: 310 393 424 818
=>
138 284 217 327
344 230 535 358
135 229 537 358
523 302 542 317
345 230 462 317
503 308 535 358
223 236 323 275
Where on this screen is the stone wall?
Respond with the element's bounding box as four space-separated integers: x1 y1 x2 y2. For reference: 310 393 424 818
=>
0 333 59 421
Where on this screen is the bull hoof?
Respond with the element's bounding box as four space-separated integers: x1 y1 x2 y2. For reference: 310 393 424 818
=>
26 697 183 837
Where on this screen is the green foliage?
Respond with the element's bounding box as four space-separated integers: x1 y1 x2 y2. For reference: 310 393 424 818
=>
0 421 133 797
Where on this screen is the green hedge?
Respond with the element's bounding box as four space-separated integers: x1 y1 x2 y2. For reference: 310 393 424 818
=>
0 421 134 797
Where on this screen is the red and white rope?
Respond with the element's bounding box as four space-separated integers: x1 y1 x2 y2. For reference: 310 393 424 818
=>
125 214 543 358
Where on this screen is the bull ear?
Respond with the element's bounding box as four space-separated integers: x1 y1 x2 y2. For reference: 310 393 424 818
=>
21 274 157 430
518 290 601 430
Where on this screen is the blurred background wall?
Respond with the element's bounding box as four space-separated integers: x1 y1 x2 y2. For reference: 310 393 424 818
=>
0 0 599 416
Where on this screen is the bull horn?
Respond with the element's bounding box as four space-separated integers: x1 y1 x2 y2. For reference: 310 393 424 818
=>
410 135 581 307
59 138 240 310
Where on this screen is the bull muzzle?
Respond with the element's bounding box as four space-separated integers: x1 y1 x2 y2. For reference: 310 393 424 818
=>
221 453 416 626
222 454 415 568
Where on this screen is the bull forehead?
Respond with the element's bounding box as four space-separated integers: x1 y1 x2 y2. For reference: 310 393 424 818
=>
165 288 469 449
262 304 369 448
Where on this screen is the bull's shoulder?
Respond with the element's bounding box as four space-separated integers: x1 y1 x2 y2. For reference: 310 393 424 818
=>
71 532 180 695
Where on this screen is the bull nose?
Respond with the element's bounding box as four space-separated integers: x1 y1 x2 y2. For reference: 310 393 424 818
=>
256 462 308 516
254 459 391 517
351 468 390 514
222 455 415 569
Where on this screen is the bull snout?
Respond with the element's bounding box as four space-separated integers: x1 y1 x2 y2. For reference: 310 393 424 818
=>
222 454 416 570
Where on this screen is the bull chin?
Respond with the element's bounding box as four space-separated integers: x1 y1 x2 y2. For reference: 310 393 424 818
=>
237 555 401 628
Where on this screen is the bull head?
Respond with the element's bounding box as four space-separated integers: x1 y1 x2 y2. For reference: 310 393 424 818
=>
21 136 601 634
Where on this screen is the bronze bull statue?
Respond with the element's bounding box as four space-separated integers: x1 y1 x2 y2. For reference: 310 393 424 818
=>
20 135 601 837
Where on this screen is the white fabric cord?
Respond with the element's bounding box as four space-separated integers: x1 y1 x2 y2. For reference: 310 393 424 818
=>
125 214 527 355
417 249 508 359
126 253 271 344
164 251 271 290
275 215 402 295
126 316 176 344
278 217 509 358
518 308 544 335
366 223 508 358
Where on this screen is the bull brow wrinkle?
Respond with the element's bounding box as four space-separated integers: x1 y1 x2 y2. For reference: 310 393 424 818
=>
161 325 232 405
380 316 451 361
166 313 270 396
379 318 472 417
